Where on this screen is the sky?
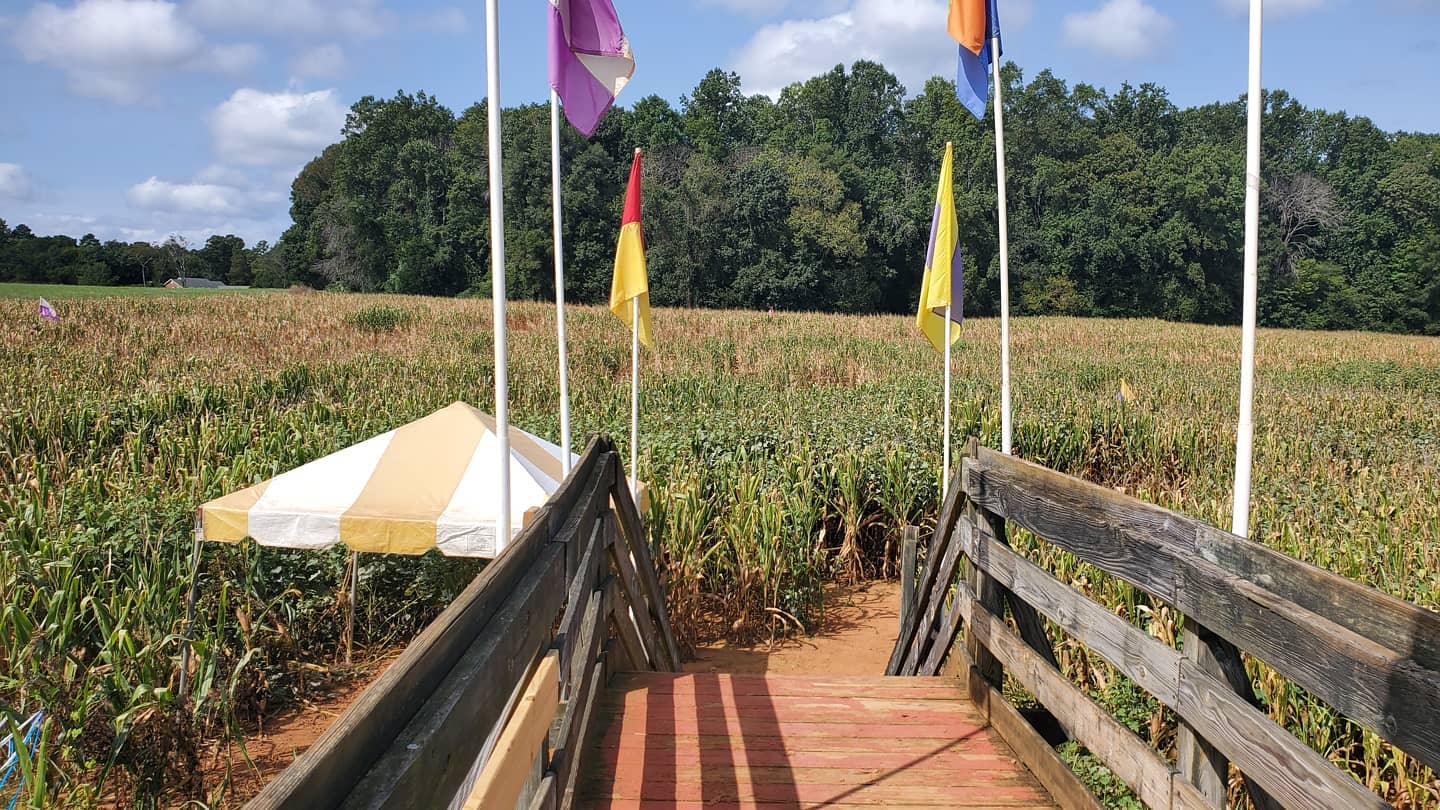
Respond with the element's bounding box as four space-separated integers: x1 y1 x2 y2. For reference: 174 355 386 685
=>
0 0 1437 248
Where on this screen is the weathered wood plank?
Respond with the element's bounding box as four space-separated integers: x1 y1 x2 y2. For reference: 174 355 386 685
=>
460 652 560 810
901 516 965 675
955 514 1179 707
606 577 647 672
244 500 563 809
956 508 1389 810
963 450 1440 772
607 526 664 670
555 518 604 688
551 587 605 793
1175 621 1231 808
524 775 556 810
560 645 608 810
953 578 1181 810
900 525 919 633
609 469 683 672
889 452 969 674
946 643 1105 810
342 545 566 809
965 505 1005 688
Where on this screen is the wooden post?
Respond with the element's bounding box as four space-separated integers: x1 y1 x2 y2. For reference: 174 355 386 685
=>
964 502 1004 687
1176 618 1228 806
900 525 919 634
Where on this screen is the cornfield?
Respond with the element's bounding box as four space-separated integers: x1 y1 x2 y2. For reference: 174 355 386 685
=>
0 291 1436 807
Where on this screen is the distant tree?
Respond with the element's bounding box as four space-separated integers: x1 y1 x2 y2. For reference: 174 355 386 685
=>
1267 172 1343 274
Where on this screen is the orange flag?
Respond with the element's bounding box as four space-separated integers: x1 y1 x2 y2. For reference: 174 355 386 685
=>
609 148 652 348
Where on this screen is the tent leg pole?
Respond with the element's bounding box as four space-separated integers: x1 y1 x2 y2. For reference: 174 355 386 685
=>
346 550 359 666
178 533 202 702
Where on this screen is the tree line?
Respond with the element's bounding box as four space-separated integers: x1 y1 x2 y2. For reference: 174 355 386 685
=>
6 61 1439 333
0 227 285 288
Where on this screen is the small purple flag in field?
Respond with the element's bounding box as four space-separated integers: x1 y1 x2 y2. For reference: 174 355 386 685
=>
548 0 635 137
38 298 59 322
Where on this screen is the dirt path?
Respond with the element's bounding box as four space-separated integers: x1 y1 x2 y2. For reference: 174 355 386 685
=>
687 579 902 676
198 655 397 806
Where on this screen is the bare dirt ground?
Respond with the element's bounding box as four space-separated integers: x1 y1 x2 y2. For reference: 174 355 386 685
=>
197 654 398 806
687 579 902 676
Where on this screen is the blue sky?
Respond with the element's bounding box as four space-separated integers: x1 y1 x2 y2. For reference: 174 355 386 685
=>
0 0 1436 247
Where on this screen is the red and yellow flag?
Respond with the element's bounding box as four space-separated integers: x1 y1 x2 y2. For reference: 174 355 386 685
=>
610 148 652 348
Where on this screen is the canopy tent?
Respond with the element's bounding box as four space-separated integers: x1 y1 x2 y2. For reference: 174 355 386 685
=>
197 401 576 559
179 402 578 679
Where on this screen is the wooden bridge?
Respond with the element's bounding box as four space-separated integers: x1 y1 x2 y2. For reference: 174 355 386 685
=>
245 436 1440 809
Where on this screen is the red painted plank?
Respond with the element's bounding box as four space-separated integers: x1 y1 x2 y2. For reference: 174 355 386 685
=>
584 802 1054 810
594 730 1001 755
593 764 1041 787
589 741 1012 768
601 693 981 716
585 779 1050 804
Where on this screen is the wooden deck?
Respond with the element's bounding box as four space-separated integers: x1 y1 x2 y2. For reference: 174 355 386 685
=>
581 672 1055 809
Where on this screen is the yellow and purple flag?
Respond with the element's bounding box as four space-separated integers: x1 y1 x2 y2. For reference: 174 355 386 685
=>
949 0 1001 120
917 143 963 354
610 150 652 348
548 0 635 137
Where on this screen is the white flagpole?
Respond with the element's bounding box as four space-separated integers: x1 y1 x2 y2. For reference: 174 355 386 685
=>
943 305 953 495
551 91 572 477
630 296 640 494
1232 0 1263 538
991 37 1013 455
485 0 511 545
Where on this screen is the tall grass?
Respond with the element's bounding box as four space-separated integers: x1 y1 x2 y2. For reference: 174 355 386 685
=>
0 293 1435 806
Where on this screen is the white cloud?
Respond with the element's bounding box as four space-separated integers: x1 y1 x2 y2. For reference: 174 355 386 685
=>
185 0 387 37
12 0 258 103
292 43 346 78
1220 0 1325 16
0 164 35 201
1062 0 1174 59
128 172 282 216
210 88 347 167
734 0 946 98
732 0 1032 98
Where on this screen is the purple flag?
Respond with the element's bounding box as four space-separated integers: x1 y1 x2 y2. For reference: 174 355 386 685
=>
548 0 635 137
38 298 59 322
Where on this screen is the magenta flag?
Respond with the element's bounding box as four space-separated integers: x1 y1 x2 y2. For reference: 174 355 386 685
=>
38 298 58 322
548 0 634 137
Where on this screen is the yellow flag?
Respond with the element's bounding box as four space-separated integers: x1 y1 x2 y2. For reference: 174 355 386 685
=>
610 149 652 348
917 143 963 353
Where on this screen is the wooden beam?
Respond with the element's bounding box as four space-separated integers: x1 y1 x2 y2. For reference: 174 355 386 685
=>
342 545 567 809
963 449 1440 773
461 652 561 810
945 643 1105 810
244 458 576 810
606 577 647 672
900 525 919 633
953 511 1392 810
609 468 683 672
607 523 665 670
900 516 964 674
888 445 969 673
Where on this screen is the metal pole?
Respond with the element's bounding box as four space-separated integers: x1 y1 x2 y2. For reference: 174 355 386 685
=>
991 37 1012 455
177 527 202 701
345 549 358 665
485 0 512 547
551 91 572 477
943 304 952 496
1232 0 1263 539
630 296 640 494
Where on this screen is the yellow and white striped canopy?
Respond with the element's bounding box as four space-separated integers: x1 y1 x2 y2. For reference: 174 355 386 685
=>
197 402 576 559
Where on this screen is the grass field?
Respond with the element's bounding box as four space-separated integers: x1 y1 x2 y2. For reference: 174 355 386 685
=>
1 291 1436 807
0 282 260 299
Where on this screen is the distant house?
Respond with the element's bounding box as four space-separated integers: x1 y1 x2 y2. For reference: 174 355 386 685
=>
165 277 229 289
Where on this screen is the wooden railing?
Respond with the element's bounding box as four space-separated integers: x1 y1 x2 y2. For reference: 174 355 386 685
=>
247 436 680 810
892 438 1440 810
